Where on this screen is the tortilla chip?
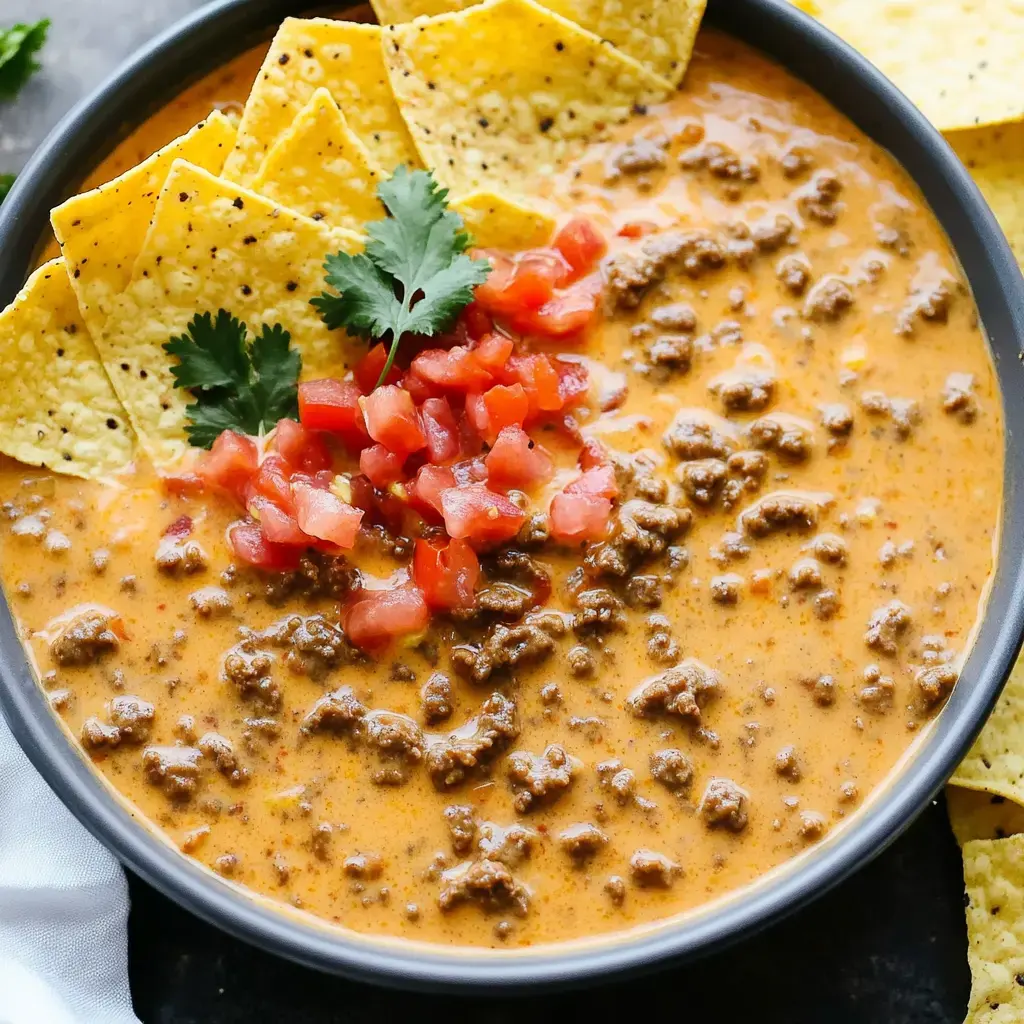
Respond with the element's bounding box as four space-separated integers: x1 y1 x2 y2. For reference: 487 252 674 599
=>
50 111 236 339
382 0 671 200
949 121 1024 268
0 259 134 479
952 656 1024 807
963 834 1024 1023
370 0 706 86
96 160 363 465
251 88 386 232
789 1 1024 132
222 18 419 187
948 786 1024 846
453 191 555 249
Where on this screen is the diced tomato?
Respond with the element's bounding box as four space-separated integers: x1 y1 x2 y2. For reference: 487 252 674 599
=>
198 430 258 504
247 453 295 513
354 344 403 394
161 470 205 497
298 379 370 452
360 385 426 457
228 519 303 571
557 359 591 409
566 463 619 500
440 483 526 546
618 220 657 239
410 346 493 393
460 301 493 341
483 384 529 436
451 457 488 486
472 332 514 375
474 249 571 317
407 464 455 520
508 353 563 415
292 482 363 549
163 515 194 539
579 438 608 471
248 495 308 546
513 274 603 339
554 217 607 280
484 426 554 492
344 583 430 653
273 417 332 473
419 397 460 465
359 444 405 489
549 492 612 544
413 538 480 611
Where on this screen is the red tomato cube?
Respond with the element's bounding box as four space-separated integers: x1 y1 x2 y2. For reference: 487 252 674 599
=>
360 385 426 457
549 492 612 544
413 538 480 611
292 483 363 549
344 583 430 653
440 483 526 546
484 426 554 492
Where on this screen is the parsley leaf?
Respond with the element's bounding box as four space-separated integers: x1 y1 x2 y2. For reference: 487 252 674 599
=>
0 19 50 100
0 174 13 205
163 310 301 448
312 166 490 387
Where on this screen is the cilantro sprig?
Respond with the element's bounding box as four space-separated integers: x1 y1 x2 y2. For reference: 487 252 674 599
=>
163 310 301 448
0 174 13 205
0 19 50 99
312 166 490 388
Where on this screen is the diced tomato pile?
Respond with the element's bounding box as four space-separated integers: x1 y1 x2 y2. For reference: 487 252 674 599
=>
163 218 616 653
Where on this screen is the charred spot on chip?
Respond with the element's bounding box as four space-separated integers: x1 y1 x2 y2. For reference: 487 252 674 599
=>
278 53 290 65
241 284 253 296
233 197 244 209
243 235 257 245
178 191 189 202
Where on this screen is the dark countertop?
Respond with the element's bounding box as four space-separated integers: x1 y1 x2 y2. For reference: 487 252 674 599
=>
0 2 973 1020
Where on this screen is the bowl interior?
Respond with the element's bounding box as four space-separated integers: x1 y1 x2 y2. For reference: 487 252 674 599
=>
1 0 1023 991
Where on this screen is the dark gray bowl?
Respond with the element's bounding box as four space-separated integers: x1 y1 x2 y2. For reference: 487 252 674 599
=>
1 0 1023 993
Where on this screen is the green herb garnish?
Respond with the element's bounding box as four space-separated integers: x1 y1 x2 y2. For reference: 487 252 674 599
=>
0 174 13 205
312 166 491 388
164 310 301 448
0 19 50 99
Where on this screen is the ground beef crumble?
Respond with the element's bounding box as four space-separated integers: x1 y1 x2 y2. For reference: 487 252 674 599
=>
505 744 579 812
425 693 519 789
628 658 720 724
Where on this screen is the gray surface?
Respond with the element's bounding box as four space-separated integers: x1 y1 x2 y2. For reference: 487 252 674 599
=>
0 2 974 1020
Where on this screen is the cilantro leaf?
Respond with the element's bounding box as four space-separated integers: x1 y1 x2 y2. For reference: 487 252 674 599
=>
312 166 490 388
0 174 13 205
0 19 50 100
163 310 301 448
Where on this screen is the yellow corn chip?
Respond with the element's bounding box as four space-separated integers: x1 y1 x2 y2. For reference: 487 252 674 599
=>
251 88 386 232
952 657 1024 807
223 18 419 187
370 0 706 86
963 834 1024 1023
948 786 1024 846
789 0 1024 132
949 121 1024 268
453 191 555 249
97 160 363 466
382 0 671 200
50 112 236 339
0 259 134 479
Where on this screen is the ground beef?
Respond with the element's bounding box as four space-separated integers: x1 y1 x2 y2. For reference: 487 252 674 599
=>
746 415 814 460
364 711 425 784
803 276 854 322
699 777 749 831
647 333 694 372
260 552 358 605
50 611 120 666
464 582 536 623
586 500 691 578
780 145 815 178
751 213 794 253
596 758 637 805
343 852 384 880
916 663 958 706
710 574 742 604
680 141 760 199
421 672 453 724
628 658 720 723
802 673 837 707
515 513 550 548
897 280 954 336
727 449 769 490
566 644 596 677
678 458 727 507
609 450 670 504
942 372 978 423
864 600 912 655
425 693 519 789
606 230 727 310
477 822 538 866
788 558 822 590
646 614 680 665
189 586 233 618
142 745 203 801
650 302 697 331
708 369 777 412
198 732 248 786
796 169 843 225
264 614 360 679
605 135 667 181
817 587 840 618
107 695 155 744
559 823 608 862
775 745 802 781
798 811 828 841
444 805 477 854
630 849 680 888
437 859 530 916
362 523 413 562
858 665 895 712
776 255 811 295
506 744 579 812
806 533 848 566
649 748 694 792
819 403 854 437
80 717 121 751
154 535 208 576
222 638 280 710
300 686 367 735
741 492 820 537
571 588 626 635
662 413 736 462
451 612 566 683
624 574 664 609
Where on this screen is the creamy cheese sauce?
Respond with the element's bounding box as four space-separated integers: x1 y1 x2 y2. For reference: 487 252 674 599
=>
0 30 1002 949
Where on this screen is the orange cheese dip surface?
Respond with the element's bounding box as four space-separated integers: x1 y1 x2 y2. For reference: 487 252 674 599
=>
0 29 1002 950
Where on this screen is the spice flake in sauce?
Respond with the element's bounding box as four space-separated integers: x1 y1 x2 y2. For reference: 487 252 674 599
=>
0 29 1001 950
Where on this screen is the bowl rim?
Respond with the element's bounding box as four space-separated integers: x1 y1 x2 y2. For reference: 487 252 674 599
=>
2 0 1024 993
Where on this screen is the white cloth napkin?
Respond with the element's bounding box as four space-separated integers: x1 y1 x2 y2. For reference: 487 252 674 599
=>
0 711 139 1024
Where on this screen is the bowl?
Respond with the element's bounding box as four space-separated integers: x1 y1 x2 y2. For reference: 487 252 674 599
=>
1 0 1023 992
